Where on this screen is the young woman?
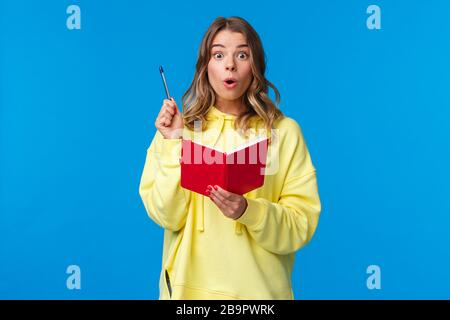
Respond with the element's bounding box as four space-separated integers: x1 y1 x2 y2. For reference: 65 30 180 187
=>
139 16 321 300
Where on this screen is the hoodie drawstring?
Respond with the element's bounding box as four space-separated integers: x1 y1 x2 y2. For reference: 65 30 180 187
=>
197 193 204 232
234 221 243 234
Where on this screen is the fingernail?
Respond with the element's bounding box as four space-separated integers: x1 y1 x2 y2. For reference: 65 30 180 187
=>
214 185 218 190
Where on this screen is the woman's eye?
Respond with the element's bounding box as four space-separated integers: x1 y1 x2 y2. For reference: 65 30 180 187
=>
213 53 223 59
238 52 248 59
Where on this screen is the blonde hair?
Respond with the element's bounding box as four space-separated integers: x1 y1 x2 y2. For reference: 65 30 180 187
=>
181 16 284 136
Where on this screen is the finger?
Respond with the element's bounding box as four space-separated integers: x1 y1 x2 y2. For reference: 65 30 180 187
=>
159 115 170 127
209 192 227 211
162 100 175 114
210 188 233 206
158 106 168 120
168 99 179 113
213 185 236 201
210 192 239 218
207 185 224 202
164 116 171 126
164 105 175 116
162 109 173 120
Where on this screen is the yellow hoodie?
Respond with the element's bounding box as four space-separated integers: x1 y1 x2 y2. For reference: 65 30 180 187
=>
139 106 321 300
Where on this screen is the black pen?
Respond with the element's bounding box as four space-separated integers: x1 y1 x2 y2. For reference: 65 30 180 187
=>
159 65 172 100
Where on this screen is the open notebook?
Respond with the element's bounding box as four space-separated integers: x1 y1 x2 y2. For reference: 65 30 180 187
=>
180 136 269 196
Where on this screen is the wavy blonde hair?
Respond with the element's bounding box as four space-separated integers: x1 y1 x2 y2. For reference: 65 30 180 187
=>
181 16 284 137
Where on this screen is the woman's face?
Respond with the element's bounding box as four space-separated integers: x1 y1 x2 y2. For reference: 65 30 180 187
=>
207 30 253 106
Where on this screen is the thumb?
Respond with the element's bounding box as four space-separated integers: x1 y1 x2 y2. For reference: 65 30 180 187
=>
170 97 180 115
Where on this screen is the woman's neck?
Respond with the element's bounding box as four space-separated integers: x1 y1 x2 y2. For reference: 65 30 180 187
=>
215 99 246 116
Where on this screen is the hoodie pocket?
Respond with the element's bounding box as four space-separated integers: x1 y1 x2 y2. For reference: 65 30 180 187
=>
165 270 172 298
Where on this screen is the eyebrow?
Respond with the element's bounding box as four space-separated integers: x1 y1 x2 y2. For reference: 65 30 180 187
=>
211 44 249 49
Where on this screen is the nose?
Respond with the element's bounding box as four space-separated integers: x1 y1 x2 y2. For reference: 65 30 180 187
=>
225 56 236 71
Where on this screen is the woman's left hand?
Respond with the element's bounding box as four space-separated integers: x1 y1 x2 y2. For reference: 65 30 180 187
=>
206 185 248 220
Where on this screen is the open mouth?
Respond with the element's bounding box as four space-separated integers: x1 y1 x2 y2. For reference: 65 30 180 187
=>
224 79 238 88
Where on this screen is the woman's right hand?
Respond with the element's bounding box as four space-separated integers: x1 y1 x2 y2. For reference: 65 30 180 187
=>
155 98 184 139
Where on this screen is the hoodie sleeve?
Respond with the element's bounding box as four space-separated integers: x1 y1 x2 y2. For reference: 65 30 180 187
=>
236 119 321 255
139 130 191 231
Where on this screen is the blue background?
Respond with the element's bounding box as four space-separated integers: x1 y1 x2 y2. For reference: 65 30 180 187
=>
1 0 449 299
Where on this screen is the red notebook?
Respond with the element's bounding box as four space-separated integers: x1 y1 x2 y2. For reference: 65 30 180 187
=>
180 136 269 196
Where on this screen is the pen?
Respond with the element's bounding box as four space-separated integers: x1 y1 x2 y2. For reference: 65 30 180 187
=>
159 65 171 100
